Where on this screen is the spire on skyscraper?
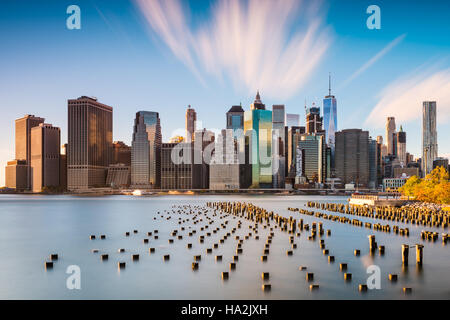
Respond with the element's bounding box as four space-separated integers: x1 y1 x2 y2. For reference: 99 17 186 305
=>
255 90 261 103
251 90 265 110
329 72 332 96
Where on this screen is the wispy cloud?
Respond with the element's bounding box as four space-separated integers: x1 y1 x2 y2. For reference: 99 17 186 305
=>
135 0 332 99
338 34 406 91
364 65 450 128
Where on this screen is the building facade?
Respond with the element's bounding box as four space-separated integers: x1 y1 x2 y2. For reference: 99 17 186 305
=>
30 124 60 192
295 134 326 184
285 114 300 128
161 142 193 190
272 105 285 188
368 138 379 189
433 157 449 171
113 141 131 166
383 177 408 192
386 117 396 156
226 105 244 135
335 129 370 187
193 129 215 189
396 126 407 166
5 160 28 190
244 92 272 188
306 104 323 134
186 106 197 143
131 111 161 188
210 130 240 190
13 114 45 189
287 126 306 177
60 144 67 191
106 164 130 188
67 96 113 190
422 101 438 176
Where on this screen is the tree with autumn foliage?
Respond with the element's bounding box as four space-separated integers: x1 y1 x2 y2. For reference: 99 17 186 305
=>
399 166 450 204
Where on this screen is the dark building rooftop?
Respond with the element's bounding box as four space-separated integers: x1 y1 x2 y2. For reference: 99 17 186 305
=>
228 105 244 113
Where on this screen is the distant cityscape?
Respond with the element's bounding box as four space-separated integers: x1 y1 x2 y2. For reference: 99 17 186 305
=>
3 77 448 194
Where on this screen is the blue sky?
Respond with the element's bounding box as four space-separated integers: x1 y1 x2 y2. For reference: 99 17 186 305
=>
1 0 449 186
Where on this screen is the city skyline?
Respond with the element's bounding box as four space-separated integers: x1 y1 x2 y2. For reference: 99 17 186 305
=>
1 0 450 186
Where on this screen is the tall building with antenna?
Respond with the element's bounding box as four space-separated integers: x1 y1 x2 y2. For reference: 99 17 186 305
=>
323 74 337 151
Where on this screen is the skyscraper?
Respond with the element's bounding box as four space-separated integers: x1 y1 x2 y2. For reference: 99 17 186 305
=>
193 129 215 189
186 106 197 143
368 138 379 189
113 141 132 166
306 103 323 134
244 91 272 188
68 96 113 190
396 126 407 166
422 101 438 176
287 126 306 177
377 135 387 158
272 105 286 188
161 142 193 190
60 144 67 191
5 160 28 190
226 105 244 134
335 129 370 187
295 134 326 184
210 129 240 190
14 114 45 189
285 113 300 128
386 117 396 155
323 74 338 150
30 123 60 192
131 111 162 188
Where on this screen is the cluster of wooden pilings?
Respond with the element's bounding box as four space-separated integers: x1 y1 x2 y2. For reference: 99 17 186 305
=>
288 207 396 236
208 202 301 235
306 202 449 229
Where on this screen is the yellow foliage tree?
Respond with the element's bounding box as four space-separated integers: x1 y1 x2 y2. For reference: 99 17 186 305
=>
399 166 450 204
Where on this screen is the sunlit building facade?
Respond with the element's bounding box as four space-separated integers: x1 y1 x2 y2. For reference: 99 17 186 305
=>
244 92 272 188
386 117 396 156
30 123 61 192
131 111 162 188
186 106 197 143
67 96 113 190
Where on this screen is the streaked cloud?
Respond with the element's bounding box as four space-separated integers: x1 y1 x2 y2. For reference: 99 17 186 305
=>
135 0 332 99
364 66 450 128
338 34 406 91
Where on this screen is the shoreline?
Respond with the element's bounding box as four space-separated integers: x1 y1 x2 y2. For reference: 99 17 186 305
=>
0 190 360 197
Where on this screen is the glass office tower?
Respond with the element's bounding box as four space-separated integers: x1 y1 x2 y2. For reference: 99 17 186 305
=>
226 105 244 136
244 92 273 188
131 111 162 188
323 75 338 170
272 105 285 188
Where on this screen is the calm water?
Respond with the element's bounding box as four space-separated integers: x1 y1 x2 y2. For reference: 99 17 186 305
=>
0 194 449 300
